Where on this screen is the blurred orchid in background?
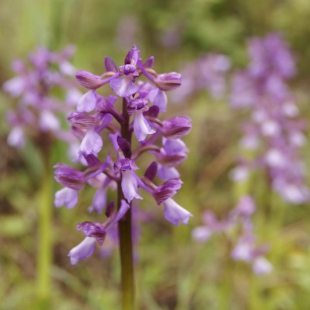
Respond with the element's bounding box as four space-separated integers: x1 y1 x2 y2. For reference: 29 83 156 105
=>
170 53 231 103
2 45 82 305
3 45 81 152
193 196 273 276
230 33 309 204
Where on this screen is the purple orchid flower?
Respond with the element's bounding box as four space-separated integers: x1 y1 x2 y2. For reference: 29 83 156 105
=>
53 45 192 264
193 196 272 276
229 33 309 204
3 46 81 152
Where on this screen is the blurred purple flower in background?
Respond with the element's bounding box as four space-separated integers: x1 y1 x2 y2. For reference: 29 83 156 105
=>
193 196 272 275
3 46 81 151
54 45 192 264
170 53 230 103
230 33 309 204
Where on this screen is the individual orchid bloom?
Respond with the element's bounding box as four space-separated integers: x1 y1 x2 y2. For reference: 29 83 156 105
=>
114 159 142 203
69 200 130 264
53 164 85 209
152 178 182 205
108 46 140 97
149 178 192 226
155 138 188 178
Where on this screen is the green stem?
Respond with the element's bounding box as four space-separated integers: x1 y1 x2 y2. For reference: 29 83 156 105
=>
37 147 53 307
117 98 135 310
218 237 232 310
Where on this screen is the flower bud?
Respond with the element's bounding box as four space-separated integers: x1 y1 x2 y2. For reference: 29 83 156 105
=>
54 163 85 190
144 161 157 181
76 70 104 89
162 116 191 139
155 72 181 91
117 136 132 158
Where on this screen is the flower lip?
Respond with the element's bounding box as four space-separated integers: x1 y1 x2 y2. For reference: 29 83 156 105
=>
68 237 96 265
163 198 193 226
77 90 98 113
110 76 139 97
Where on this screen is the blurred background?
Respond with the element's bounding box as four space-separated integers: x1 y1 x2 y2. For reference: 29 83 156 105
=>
1 0 310 309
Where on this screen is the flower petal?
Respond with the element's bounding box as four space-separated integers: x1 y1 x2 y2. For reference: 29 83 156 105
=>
54 188 78 209
133 110 155 141
149 88 167 112
80 130 103 155
163 198 193 226
68 237 96 265
7 126 25 148
121 170 142 202
77 90 97 113
88 188 107 213
110 76 138 97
